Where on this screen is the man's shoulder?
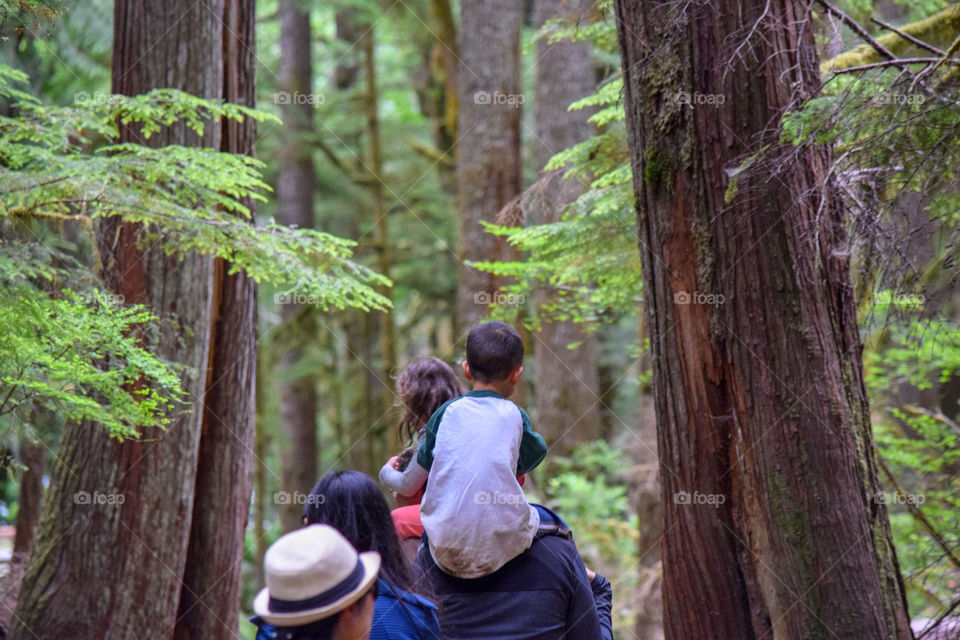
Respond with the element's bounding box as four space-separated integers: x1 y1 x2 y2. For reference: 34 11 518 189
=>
529 527 579 560
524 514 585 573
418 531 579 596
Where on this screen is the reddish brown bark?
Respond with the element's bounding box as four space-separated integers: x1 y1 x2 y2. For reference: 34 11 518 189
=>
13 2 222 636
174 0 258 637
12 436 44 555
613 0 913 638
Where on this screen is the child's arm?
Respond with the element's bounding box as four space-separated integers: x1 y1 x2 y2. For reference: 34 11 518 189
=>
379 457 429 497
517 407 547 474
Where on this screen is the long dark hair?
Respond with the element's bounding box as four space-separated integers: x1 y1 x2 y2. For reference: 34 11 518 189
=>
304 470 414 592
395 357 464 445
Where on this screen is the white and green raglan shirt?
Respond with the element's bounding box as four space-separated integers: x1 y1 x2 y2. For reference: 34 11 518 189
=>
410 389 547 578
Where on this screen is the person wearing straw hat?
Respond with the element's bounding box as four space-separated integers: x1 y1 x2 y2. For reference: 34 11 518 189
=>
252 524 381 640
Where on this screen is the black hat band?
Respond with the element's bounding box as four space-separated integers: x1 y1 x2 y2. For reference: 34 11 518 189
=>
269 560 366 613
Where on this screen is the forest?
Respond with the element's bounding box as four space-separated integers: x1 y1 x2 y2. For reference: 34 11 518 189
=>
0 0 959 638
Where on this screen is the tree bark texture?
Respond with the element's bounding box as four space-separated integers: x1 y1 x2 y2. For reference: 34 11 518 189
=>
13 436 44 555
276 0 319 533
455 0 524 333
14 2 223 636
613 0 913 638
532 0 602 453
254 350 270 592
174 0 258 636
633 312 663 640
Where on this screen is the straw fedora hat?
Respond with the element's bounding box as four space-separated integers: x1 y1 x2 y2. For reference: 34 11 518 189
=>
254 524 381 627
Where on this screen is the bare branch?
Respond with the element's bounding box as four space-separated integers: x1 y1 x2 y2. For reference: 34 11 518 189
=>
871 17 945 56
816 0 900 65
829 57 960 74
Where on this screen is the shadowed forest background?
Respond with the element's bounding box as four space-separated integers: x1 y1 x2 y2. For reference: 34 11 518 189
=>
1 0 959 638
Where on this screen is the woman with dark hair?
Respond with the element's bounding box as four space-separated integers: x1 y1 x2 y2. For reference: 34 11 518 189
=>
304 471 441 640
254 470 440 640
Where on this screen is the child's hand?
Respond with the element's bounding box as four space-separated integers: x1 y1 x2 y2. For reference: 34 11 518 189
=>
389 455 400 470
585 566 597 581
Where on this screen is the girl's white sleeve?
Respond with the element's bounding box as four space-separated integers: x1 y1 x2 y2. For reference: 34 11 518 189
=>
379 459 429 497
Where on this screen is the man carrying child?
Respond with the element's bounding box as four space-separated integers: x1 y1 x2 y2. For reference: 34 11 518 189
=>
380 321 547 578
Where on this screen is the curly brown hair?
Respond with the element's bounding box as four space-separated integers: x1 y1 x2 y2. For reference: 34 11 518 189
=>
395 357 464 445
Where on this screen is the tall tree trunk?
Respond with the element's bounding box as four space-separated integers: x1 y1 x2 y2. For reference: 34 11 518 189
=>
334 8 363 90
14 2 222 636
254 346 270 592
331 10 376 476
455 0 524 333
12 435 44 556
362 26 398 471
412 0 458 193
632 308 663 640
430 0 458 151
343 313 380 476
428 0 460 351
532 0 600 453
613 1 913 638
276 0 319 533
174 0 257 636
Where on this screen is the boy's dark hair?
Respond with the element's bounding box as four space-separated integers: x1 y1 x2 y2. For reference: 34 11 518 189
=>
395 357 464 444
465 321 524 383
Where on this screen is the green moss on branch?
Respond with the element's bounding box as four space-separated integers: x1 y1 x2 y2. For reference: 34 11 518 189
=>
822 5 960 72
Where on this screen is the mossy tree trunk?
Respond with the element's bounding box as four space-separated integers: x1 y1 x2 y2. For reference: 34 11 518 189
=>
174 0 258 636
362 24 399 471
412 0 458 194
823 4 960 72
613 0 913 637
13 2 223 636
